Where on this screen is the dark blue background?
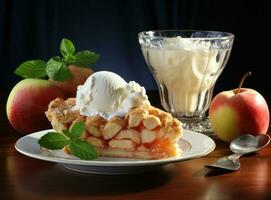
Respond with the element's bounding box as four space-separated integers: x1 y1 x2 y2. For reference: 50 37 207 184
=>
0 0 269 102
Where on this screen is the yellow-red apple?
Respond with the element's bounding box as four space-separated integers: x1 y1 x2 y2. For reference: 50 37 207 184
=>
49 64 93 97
6 79 65 134
209 72 269 142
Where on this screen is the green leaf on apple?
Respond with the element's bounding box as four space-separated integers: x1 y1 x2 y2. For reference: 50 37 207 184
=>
73 50 100 67
65 54 76 64
68 140 97 160
14 38 100 81
60 38 75 58
14 60 47 78
46 57 72 81
38 132 70 149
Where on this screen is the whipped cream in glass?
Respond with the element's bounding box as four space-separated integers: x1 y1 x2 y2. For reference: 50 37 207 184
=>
139 30 234 134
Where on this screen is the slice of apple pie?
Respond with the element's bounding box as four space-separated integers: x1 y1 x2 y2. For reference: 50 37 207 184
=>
45 97 183 159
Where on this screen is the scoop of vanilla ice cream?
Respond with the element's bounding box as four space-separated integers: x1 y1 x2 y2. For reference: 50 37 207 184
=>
75 71 150 120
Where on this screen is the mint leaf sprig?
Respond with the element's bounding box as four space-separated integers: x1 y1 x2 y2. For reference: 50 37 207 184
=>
15 38 100 81
38 121 97 160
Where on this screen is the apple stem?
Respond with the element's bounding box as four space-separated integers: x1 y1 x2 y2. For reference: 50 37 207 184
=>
236 71 251 94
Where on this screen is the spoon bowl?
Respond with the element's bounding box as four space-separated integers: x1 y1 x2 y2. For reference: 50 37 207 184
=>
230 134 270 154
206 134 270 171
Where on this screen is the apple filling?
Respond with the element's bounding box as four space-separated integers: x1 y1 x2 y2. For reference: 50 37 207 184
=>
45 98 183 159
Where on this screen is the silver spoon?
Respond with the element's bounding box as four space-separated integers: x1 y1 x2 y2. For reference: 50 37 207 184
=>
205 134 270 171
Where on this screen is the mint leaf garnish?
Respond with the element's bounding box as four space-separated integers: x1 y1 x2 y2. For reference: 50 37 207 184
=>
38 122 97 160
70 121 85 139
15 60 47 78
69 140 97 160
46 57 72 81
60 38 75 58
38 132 70 149
74 50 100 67
63 129 71 137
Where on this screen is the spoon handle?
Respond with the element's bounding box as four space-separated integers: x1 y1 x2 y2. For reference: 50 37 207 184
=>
228 153 243 161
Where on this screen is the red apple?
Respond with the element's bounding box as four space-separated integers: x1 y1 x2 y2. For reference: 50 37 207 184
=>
49 64 93 97
209 72 270 142
6 78 65 134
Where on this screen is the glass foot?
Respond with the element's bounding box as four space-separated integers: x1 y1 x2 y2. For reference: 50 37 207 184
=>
175 115 214 136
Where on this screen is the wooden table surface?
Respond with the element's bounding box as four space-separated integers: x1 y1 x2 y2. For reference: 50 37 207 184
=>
1 92 271 200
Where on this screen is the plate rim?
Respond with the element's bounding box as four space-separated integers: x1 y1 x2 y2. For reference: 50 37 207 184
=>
15 129 216 167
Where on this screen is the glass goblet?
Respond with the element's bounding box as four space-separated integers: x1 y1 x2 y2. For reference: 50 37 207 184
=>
138 30 234 135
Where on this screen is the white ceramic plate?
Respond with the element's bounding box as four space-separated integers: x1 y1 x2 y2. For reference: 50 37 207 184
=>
15 129 215 174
